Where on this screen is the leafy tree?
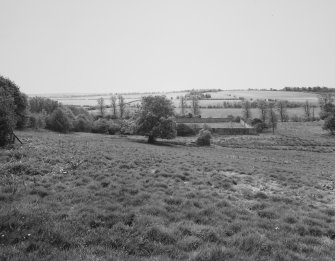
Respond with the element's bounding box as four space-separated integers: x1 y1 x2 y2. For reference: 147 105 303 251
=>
73 114 92 132
118 95 126 118
268 103 278 134
196 129 212 146
110 94 118 118
323 115 335 134
0 92 15 146
0 76 28 130
257 100 268 122
136 96 176 143
180 96 187 116
242 101 252 120
97 97 106 117
29 96 59 114
191 95 200 116
46 108 73 133
303 101 311 121
319 93 335 120
276 100 288 122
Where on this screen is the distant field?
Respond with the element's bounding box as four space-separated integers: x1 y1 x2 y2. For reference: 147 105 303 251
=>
41 90 320 107
207 90 319 103
198 107 321 118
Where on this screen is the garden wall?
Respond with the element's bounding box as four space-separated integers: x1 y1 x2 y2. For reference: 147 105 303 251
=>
212 127 257 135
175 117 257 135
175 117 231 123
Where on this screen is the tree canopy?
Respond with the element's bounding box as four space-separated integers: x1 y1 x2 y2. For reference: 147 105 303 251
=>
136 96 176 143
0 76 28 145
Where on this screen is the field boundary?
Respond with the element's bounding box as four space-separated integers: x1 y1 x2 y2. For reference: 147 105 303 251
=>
176 117 257 135
175 117 231 123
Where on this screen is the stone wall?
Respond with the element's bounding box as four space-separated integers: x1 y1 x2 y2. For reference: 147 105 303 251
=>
239 119 253 128
175 117 231 123
212 127 257 135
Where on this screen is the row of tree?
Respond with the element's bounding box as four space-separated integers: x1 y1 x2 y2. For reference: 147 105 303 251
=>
283 87 335 93
97 95 127 119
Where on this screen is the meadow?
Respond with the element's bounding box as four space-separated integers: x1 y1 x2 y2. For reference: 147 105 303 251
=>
1 121 334 261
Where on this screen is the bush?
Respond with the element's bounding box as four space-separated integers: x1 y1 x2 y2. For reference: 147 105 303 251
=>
120 119 136 135
28 114 46 129
73 114 92 132
108 122 121 135
177 123 196 136
92 119 120 134
202 124 212 132
323 114 335 134
196 129 212 146
46 108 73 133
92 119 110 134
251 118 267 133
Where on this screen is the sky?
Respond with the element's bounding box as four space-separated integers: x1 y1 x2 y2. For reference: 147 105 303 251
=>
0 0 335 94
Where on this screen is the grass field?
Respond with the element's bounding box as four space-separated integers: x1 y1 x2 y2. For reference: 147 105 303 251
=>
1 122 335 260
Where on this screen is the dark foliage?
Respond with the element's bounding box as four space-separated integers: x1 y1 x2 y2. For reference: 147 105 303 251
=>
177 124 196 136
136 96 176 143
46 108 73 133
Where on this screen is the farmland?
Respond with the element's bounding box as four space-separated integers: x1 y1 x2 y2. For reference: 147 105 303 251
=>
44 90 319 107
42 90 321 120
1 121 335 261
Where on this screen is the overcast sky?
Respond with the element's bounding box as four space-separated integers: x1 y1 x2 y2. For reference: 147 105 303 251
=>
1 0 334 94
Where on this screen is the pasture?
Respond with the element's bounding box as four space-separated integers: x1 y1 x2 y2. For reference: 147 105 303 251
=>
1 121 334 261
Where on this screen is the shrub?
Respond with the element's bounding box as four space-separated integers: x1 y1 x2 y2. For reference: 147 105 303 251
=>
28 113 46 129
251 118 266 133
92 119 110 134
92 119 120 134
46 108 73 133
108 122 121 135
177 123 196 136
120 119 136 135
196 129 212 146
323 114 335 134
73 114 92 132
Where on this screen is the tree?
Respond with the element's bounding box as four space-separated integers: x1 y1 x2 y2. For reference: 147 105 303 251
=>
268 103 278 134
110 94 118 118
136 96 176 143
303 101 311 121
0 92 15 146
276 100 288 122
323 115 335 134
118 95 126 119
46 108 72 133
319 93 335 133
257 100 268 122
319 93 335 120
242 101 252 120
97 97 106 118
0 76 28 130
191 95 200 116
29 96 59 114
180 96 187 116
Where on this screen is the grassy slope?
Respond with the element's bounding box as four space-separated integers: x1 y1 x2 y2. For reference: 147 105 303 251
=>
1 124 335 261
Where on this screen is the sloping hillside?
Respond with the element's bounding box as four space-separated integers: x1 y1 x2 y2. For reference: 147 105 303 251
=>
1 129 334 260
